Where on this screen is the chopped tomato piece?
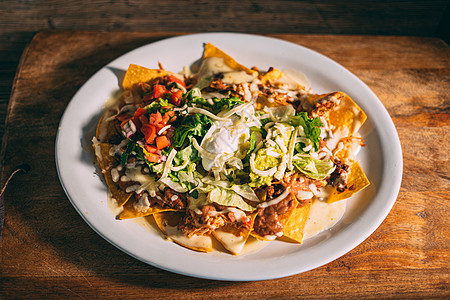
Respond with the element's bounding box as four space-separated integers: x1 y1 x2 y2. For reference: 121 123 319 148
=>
141 124 156 144
152 84 168 99
156 136 170 149
168 75 186 87
138 114 148 125
134 108 147 118
149 111 163 125
154 123 165 133
144 145 158 153
171 90 183 106
146 153 161 163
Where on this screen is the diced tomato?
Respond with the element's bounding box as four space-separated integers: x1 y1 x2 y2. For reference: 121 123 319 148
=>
156 136 170 149
154 123 165 133
162 114 170 124
144 145 158 153
152 84 168 99
171 90 183 106
141 124 156 144
146 153 161 163
149 111 163 125
168 75 186 87
160 108 173 124
134 108 147 118
138 114 148 125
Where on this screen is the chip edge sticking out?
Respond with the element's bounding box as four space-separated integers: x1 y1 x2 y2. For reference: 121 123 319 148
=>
153 211 213 253
92 142 132 207
328 161 370 203
122 64 171 90
203 43 258 76
280 201 312 243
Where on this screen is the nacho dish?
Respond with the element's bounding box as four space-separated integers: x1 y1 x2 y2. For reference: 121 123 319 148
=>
93 43 370 255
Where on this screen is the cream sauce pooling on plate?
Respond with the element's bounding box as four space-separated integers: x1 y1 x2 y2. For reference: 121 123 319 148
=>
302 198 347 240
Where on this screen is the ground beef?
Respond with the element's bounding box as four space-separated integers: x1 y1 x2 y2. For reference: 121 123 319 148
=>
147 188 187 210
328 158 350 192
102 118 125 144
253 185 297 237
178 203 253 238
202 78 232 94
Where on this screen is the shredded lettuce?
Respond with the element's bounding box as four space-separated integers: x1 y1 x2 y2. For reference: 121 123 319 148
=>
289 112 323 151
292 155 335 180
187 92 244 115
120 141 154 168
144 98 171 114
207 187 256 212
170 113 213 149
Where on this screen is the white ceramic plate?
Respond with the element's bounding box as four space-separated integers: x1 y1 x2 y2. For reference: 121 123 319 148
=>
56 33 402 281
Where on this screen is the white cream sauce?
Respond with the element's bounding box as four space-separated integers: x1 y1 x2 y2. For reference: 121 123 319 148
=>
92 137 103 161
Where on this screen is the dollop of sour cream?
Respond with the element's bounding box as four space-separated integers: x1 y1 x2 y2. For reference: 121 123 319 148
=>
200 104 260 171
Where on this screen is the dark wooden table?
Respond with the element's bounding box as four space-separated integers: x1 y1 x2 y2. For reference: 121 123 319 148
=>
0 31 448 298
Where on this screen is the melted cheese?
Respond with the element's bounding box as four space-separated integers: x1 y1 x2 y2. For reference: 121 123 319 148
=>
303 198 347 240
213 229 246 255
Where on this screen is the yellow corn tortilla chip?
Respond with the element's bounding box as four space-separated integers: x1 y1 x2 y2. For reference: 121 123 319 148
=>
259 68 284 85
280 202 312 243
122 64 170 90
153 212 213 253
328 161 370 203
203 43 258 76
329 92 367 137
117 196 176 219
93 142 132 206
212 213 257 255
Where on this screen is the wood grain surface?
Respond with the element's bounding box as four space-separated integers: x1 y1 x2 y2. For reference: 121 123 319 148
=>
0 31 449 299
1 0 449 145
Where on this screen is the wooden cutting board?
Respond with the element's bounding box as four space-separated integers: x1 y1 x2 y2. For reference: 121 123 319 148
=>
0 31 448 298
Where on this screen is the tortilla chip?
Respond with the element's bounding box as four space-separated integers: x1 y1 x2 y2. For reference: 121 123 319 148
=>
280 202 312 243
122 64 170 90
153 212 213 252
203 43 258 76
333 136 364 163
259 68 284 85
117 197 176 219
212 213 257 255
93 142 132 206
329 92 367 136
328 161 370 203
